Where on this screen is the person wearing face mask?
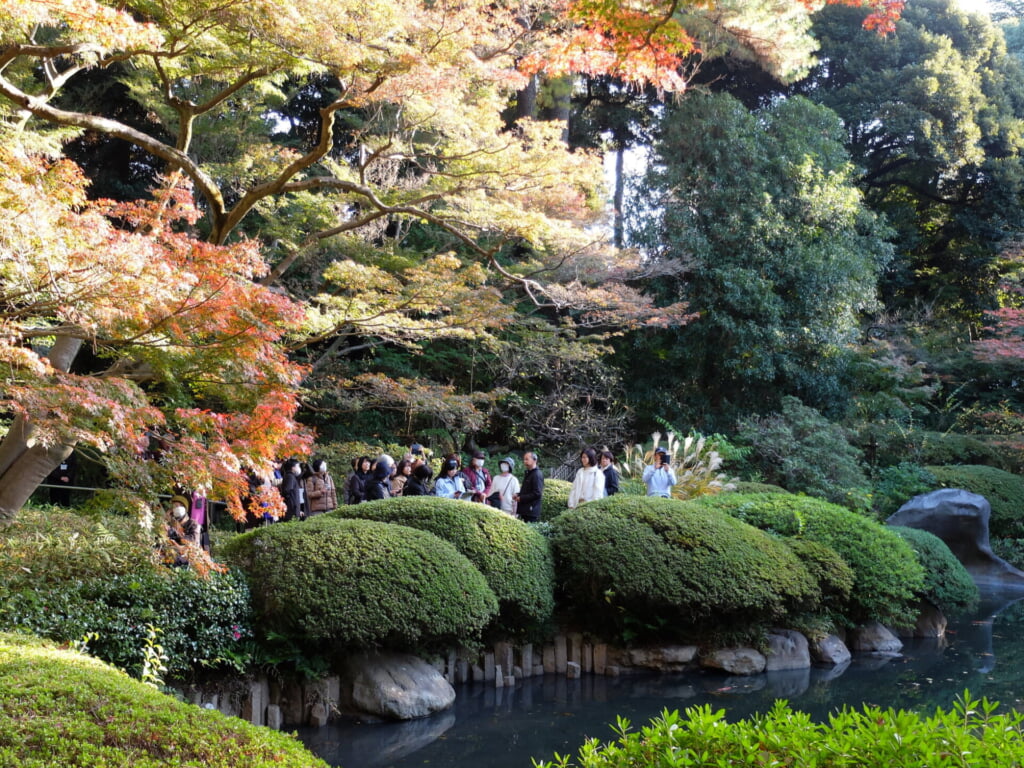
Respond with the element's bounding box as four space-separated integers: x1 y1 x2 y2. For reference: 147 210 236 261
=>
489 457 520 516
304 458 338 517
366 454 395 501
167 495 200 548
279 459 304 521
462 450 492 504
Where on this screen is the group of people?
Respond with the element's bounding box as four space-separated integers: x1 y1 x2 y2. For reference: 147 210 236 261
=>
186 441 679 539
566 445 677 508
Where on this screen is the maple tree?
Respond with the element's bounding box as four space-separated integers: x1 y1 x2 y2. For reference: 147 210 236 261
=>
0 0 900 520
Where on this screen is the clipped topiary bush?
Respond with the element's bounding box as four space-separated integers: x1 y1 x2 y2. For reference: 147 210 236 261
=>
693 493 925 627
541 478 572 521
329 496 554 636
889 525 978 617
733 481 790 495
0 508 254 680
549 496 819 642
220 517 498 652
927 464 1024 538
0 632 328 768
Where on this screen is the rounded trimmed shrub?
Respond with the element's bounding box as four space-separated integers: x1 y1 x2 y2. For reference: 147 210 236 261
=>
694 493 925 626
780 538 854 608
220 517 498 652
549 496 819 641
733 481 790 495
329 496 554 635
889 526 979 616
0 632 328 768
927 464 1024 538
541 478 572 521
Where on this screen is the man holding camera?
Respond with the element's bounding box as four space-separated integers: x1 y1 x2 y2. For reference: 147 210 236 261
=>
642 447 677 498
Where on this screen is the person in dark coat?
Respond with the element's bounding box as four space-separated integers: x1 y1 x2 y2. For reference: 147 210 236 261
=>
599 450 620 496
346 456 371 504
46 451 76 506
279 459 303 521
514 450 544 522
365 454 395 501
404 463 433 496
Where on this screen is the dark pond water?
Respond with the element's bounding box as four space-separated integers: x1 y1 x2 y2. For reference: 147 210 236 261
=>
296 591 1024 768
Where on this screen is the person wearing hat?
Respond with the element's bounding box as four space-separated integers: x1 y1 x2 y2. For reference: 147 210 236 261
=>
462 449 492 504
643 447 677 497
489 456 520 516
167 495 200 547
435 455 468 499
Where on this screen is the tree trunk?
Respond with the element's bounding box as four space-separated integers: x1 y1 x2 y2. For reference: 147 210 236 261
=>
613 144 625 248
0 335 82 524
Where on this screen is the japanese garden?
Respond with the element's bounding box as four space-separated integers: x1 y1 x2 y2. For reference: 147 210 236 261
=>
8 0 1024 766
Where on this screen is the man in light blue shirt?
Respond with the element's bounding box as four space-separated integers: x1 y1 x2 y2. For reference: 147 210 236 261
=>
642 448 677 497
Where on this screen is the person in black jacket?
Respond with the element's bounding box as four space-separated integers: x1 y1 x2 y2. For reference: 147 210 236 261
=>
279 459 303 521
599 450 620 496
346 456 371 504
366 454 395 501
514 451 544 522
404 463 433 496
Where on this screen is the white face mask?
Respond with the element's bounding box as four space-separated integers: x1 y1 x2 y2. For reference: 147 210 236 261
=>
291 465 301 475
171 506 187 521
473 458 484 467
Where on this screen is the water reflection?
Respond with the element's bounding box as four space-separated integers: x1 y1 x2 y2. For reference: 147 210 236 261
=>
297 595 1024 768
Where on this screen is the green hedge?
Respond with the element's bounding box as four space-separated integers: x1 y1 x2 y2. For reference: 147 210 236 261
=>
732 481 790 495
693 493 925 626
535 694 1024 768
549 496 819 642
0 632 327 768
541 478 572 521
889 526 978 617
220 517 498 652
927 464 1024 538
329 496 554 635
0 508 253 680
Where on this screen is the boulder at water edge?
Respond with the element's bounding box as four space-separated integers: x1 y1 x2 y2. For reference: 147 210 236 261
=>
340 652 456 720
887 488 1024 588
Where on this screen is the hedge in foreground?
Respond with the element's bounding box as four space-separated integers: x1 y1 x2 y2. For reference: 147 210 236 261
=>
329 496 555 635
535 693 1024 768
541 478 572 521
695 493 924 626
220 517 498 652
549 496 819 641
0 632 328 768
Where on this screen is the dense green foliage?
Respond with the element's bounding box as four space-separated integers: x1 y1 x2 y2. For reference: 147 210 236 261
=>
535 694 1024 768
735 397 871 509
694 493 925 626
624 93 892 426
889 526 979 617
541 478 572 521
220 517 499 652
871 463 939 519
329 496 555 635
0 632 328 768
0 509 253 680
549 496 819 642
927 464 1024 538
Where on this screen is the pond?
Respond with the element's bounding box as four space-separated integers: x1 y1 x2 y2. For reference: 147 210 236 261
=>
296 590 1024 768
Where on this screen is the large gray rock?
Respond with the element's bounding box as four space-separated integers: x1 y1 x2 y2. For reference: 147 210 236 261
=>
764 630 810 672
887 488 1024 588
809 634 851 666
847 621 902 653
699 648 766 675
340 652 456 720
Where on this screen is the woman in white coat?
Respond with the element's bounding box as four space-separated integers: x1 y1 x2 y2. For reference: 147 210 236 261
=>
568 447 605 509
